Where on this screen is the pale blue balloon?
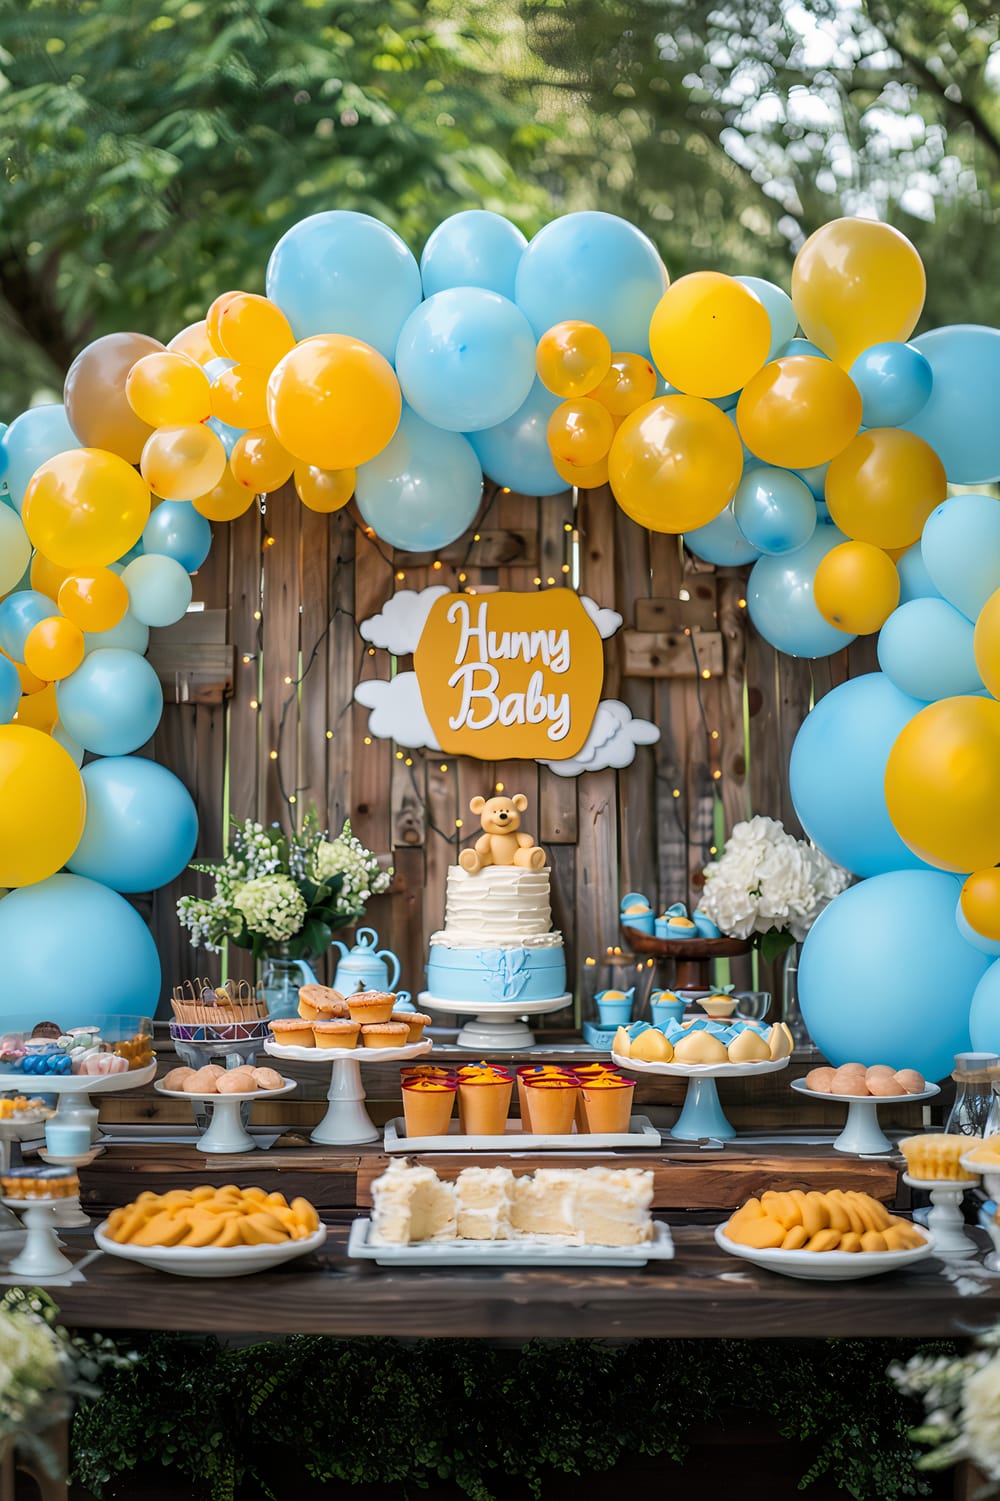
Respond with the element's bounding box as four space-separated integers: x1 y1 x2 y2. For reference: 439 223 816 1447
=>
395 288 536 433
920 493 1000 622
116 540 145 568
57 649 163 755
849 341 932 428
685 503 760 566
266 210 422 360
122 554 193 627
791 461 829 499
789 673 927 878
735 276 797 360
68 757 199 893
747 523 856 658
52 723 84 766
205 416 244 459
514 211 668 356
0 655 19 723
877 597 983 701
355 408 483 552
420 210 527 300
779 337 825 359
2 405 77 511
142 502 212 572
800 871 986 1079
83 612 150 657
733 466 816 555
0 874 160 1030
0 590 53 660
904 325 1000 483
203 357 235 382
958 904 1000 960
467 379 566 496
896 542 941 606
969 958 1000 1051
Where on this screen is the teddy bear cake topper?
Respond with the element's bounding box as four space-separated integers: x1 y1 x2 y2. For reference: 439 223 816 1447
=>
458 794 547 874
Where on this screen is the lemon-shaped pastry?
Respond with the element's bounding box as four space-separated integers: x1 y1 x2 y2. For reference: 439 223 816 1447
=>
672 1030 728 1064
767 1022 794 1060
630 1028 674 1063
727 1028 771 1063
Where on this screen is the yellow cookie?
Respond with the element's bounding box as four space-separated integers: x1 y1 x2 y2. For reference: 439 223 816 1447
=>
847 1192 890 1234
802 1192 831 1238
781 1225 810 1250
290 1197 320 1233
804 1228 842 1253
132 1210 192 1248
860 1230 888 1253
112 1202 159 1244
190 1185 218 1204
838 1232 862 1254
210 1216 244 1248
826 1190 863 1236
763 1191 802 1231
180 1211 233 1248
240 1212 290 1245
729 1215 787 1250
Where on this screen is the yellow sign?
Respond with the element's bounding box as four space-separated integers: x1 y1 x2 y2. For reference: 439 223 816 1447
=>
413 589 604 761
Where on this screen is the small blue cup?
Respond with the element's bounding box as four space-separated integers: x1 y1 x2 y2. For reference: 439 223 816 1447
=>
650 996 685 1026
595 988 635 1026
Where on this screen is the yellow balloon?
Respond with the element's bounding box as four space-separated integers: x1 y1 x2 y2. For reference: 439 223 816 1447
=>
230 429 295 494
608 395 743 533
267 335 401 470
167 320 216 366
547 398 615 467
791 217 926 368
649 272 771 398
13 682 58 733
57 570 129 633
294 465 356 514
536 321 612 399
215 293 295 370
23 449 150 569
551 451 609 490
140 425 227 502
206 291 243 355
961 868 1000 943
125 352 211 427
24 616 85 682
0 723 86 887
974 587 1000 700
736 356 862 469
824 430 946 550
586 352 657 416
885 695 1000 872
209 366 270 429
813 541 900 635
30 553 72 601
192 467 257 522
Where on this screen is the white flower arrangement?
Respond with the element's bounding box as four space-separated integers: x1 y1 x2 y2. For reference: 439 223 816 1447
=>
891 1333 1000 1489
698 815 850 960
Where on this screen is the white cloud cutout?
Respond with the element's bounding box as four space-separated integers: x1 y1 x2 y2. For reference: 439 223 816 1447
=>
539 701 660 778
580 595 623 640
359 585 450 655
354 673 440 750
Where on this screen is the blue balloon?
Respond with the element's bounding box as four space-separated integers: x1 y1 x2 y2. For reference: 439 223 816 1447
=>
205 416 244 459
779 337 826 359
83 612 150 657
791 461 829 499
957 903 1000 959
904 325 1000 483
0 874 161 1030
0 590 54 661
800 871 988 1079
52 723 84 766
467 378 566 496
203 357 235 382
733 466 816 555
849 341 932 428
877 597 983 701
355 408 483 551
685 503 760 566
514 211 668 356
420 210 528 301
0 655 19 723
789 673 928 877
143 501 212 572
896 542 941 606
970 959 1000 1050
921 494 1000 622
266 210 422 360
735 276 797 360
747 523 856 658
395 288 536 433
68 757 199 893
57 649 163 755
122 554 193 628
2 405 78 511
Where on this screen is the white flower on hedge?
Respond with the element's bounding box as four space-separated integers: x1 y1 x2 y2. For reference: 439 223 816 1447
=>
963 1354 1000 1478
700 815 850 942
0 1314 62 1422
232 875 306 943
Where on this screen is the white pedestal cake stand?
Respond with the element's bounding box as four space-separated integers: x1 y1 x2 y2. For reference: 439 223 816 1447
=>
790 1079 941 1155
612 1053 790 1140
903 1171 979 1260
418 992 572 1050
154 1078 297 1154
2 1197 73 1279
263 1040 432 1144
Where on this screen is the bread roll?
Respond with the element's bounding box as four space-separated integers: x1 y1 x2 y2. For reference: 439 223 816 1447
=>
894 1069 926 1094
804 1066 835 1093
250 1067 284 1091
215 1069 256 1094
183 1067 222 1093
161 1067 195 1091
829 1064 868 1096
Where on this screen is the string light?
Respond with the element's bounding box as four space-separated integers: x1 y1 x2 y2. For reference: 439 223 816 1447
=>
495 781 505 792
367 647 375 656
249 699 259 710
289 795 296 805
679 588 690 601
432 560 443 571
701 668 712 680
585 956 596 966
605 946 613 955
395 750 404 760
709 845 718 855
712 769 722 780
326 730 333 740
563 523 573 533
253 610 262 621
241 654 254 665
473 533 481 542
405 757 413 766
395 570 405 582
561 564 570 574
546 576 555 585
269 750 278 761
672 788 680 799
455 818 463 829
458 573 467 583
440 762 448 772
263 535 276 549
284 675 293 685
533 576 542 585
738 597 747 609
501 487 511 494
710 730 720 740
363 735 372 745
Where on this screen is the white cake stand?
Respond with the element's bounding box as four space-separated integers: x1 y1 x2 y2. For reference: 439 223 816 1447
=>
0 1062 158 1145
2 1197 73 1278
902 1171 979 1260
154 1079 297 1154
790 1079 941 1155
612 1052 790 1140
418 992 572 1049
263 1040 432 1144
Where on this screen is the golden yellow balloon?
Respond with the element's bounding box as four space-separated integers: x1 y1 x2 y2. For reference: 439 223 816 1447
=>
736 356 862 470
125 352 211 427
961 868 1000 943
649 272 771 398
192 467 258 522
140 425 227 502
824 429 946 550
975 587 1000 700
267 335 401 470
586 352 657 416
230 429 295 494
167 320 216 366
57 570 129 633
791 217 926 369
23 449 150 569
216 293 295 371
209 365 270 429
23 616 85 682
294 465 356 514
536 321 612 399
552 451 609 490
547 398 615 467
13 682 58 733
30 553 72 602
608 395 743 534
885 695 1000 872
813 541 900 635
206 291 243 355
0 723 86 887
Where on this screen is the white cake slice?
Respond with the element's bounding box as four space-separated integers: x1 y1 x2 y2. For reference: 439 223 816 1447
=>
510 1170 579 1240
369 1159 457 1245
454 1166 515 1239
570 1166 654 1246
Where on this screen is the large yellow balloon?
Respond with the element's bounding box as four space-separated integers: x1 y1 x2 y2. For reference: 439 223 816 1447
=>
649 272 771 398
961 868 1000 943
167 320 216 366
230 429 295 493
23 449 150 569
791 218 926 368
24 616 85 682
215 293 295 370
192 467 257 522
586 352 657 416
536 321 612 399
294 465 355 514
140 425 227 501
57 570 129 633
209 366 269 429
608 395 743 533
126 352 211 427
547 398 615 467
736 356 862 469
14 682 58 732
975 587 1000 700
0 723 86 887
885 695 1000 872
267 335 401 470
824 429 946 550
813 541 900 635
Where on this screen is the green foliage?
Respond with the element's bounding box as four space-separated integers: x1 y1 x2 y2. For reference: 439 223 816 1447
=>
71 1333 945 1501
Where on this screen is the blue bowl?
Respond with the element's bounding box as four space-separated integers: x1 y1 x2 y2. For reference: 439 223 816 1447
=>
651 998 685 1026
596 999 633 1026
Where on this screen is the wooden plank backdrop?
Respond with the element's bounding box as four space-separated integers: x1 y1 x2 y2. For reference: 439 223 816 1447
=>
150 480 870 1021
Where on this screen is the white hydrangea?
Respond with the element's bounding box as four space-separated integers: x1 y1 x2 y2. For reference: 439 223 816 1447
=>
312 823 392 915
700 816 851 942
963 1354 1000 1478
232 875 307 943
0 1313 61 1423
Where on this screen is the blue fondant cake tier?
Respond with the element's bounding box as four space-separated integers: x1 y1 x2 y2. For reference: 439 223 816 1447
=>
426 944 566 1005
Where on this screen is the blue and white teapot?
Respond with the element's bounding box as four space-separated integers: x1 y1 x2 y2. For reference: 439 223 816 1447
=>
330 927 401 994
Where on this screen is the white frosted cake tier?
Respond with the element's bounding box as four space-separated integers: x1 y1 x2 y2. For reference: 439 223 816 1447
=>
430 865 563 947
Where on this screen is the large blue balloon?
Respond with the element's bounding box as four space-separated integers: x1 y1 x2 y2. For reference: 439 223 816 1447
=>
57 649 163 755
420 210 527 301
0 655 19 724
122 554 193 628
904 325 1000 483
789 673 927 877
514 211 668 356
266 210 422 360
68 757 198 893
0 874 161 1030
685 503 760 566
800 871 988 1079
467 379 566 496
0 590 54 661
970 960 1000 1050
958 904 1000 959
920 494 1000 623
735 276 797 361
849 341 932 429
355 408 483 552
747 523 856 658
143 501 212 572
395 288 536 433
896 542 941 606
2 405 78 512
83 611 150 657
877 597 983 701
733 466 816 555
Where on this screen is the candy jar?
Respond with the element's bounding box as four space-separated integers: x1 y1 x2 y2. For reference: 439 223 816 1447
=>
945 1052 1000 1137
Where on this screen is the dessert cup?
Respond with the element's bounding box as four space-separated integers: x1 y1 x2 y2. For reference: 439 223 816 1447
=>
516 1066 576 1131
402 1078 458 1138
580 1078 635 1134
457 1075 513 1135
523 1076 580 1135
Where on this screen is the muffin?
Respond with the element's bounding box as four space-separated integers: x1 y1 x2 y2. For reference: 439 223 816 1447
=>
361 1021 411 1049
268 1018 315 1048
312 1019 361 1050
298 984 349 1021
899 1134 979 1182
347 991 396 1025
393 1011 431 1043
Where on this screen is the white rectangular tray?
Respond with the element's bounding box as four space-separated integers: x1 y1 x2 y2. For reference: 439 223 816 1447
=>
347 1217 674 1267
382 1114 660 1152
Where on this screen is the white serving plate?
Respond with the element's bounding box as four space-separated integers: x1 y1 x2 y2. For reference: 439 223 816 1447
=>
93 1221 327 1278
262 1040 432 1065
382 1114 661 1153
612 1053 790 1080
714 1222 934 1281
790 1079 940 1107
153 1078 297 1104
347 1217 674 1268
0 1061 158 1094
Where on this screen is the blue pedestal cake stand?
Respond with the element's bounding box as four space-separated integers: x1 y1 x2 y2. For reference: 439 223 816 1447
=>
612 1052 790 1140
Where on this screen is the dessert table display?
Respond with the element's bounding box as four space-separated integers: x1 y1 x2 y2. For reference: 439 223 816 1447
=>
616 1054 791 1140
263 1038 433 1143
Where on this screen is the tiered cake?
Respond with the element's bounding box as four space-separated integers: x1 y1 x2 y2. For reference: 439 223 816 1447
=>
425 865 567 1004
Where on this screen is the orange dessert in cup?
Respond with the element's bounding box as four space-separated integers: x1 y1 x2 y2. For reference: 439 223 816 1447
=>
402 1075 459 1138
571 1063 620 1128
579 1074 635 1134
456 1064 513 1135
523 1074 581 1135
401 1065 454 1082
516 1065 577 1132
